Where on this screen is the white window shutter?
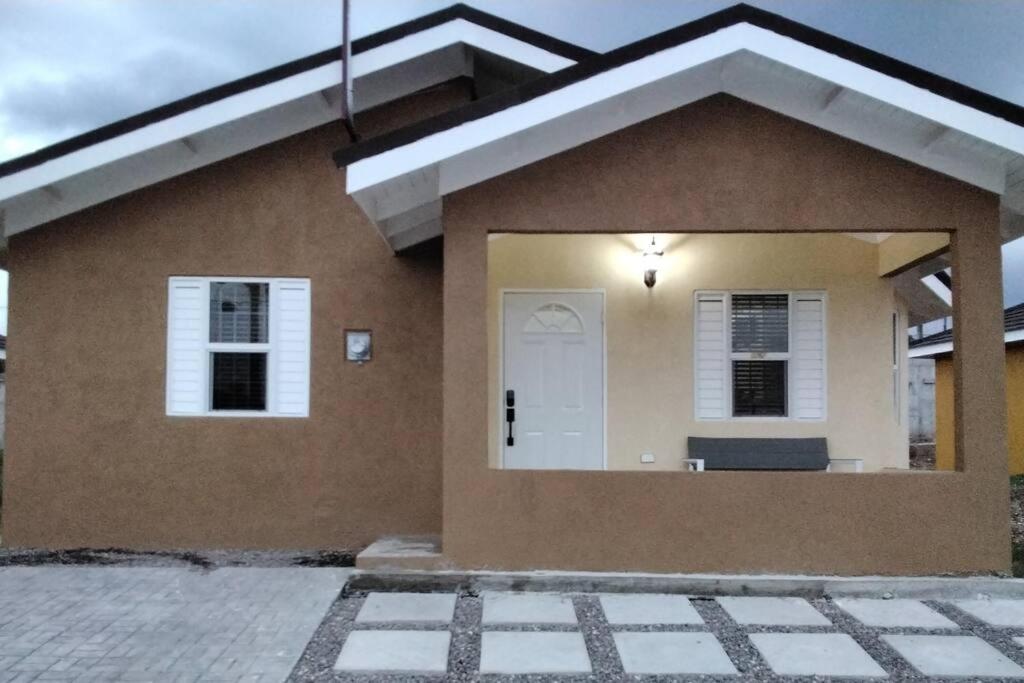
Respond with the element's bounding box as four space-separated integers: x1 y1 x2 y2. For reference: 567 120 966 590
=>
166 278 207 415
792 294 827 420
272 279 311 416
695 293 728 419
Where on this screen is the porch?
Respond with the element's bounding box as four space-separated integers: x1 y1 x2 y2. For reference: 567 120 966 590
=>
486 232 942 474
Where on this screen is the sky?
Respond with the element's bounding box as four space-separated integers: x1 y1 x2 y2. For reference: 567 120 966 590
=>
0 0 1023 327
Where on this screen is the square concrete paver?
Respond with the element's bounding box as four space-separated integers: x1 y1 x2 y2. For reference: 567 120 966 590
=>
479 632 591 674
884 634 1024 677
482 592 578 624
335 630 451 674
751 633 887 677
835 598 959 628
953 599 1024 627
614 632 737 675
717 597 831 626
600 594 704 625
356 592 457 623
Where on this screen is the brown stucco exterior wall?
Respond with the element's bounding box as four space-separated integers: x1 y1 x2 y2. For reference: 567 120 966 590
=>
442 95 1010 574
1 86 471 549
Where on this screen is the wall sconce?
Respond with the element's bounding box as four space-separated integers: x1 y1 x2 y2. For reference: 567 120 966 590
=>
642 237 663 288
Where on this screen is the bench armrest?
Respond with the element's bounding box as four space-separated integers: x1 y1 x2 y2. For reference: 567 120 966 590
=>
681 458 705 472
826 458 864 473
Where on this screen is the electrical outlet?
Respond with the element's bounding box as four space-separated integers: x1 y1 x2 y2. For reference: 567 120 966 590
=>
641 453 655 464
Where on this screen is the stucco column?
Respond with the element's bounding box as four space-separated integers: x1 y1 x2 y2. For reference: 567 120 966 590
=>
951 214 1009 480
441 215 488 549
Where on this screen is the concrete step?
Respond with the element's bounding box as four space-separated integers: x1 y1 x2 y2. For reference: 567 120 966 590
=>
355 535 450 571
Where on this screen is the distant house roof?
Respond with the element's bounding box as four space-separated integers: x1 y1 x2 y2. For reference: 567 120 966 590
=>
909 302 1024 357
0 334 6 351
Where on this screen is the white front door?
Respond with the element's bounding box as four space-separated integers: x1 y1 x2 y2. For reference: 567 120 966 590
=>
502 291 604 470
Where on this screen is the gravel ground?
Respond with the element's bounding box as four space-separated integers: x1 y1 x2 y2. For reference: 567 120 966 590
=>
288 590 1024 682
1012 477 1024 548
0 547 356 568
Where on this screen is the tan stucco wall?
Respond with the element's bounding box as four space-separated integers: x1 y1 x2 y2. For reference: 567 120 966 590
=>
443 95 1009 574
487 233 912 471
936 347 1024 474
1 85 472 549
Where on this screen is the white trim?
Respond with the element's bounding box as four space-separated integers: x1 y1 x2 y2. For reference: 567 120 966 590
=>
165 275 311 418
0 19 579 235
347 21 1024 197
908 328 1024 358
498 288 608 471
695 289 827 422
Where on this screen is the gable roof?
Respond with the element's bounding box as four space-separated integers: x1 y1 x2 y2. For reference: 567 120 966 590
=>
338 3 1024 251
335 3 1024 167
909 302 1024 357
0 4 591 237
0 4 592 182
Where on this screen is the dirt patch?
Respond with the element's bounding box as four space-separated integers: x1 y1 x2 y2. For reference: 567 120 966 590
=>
0 548 357 569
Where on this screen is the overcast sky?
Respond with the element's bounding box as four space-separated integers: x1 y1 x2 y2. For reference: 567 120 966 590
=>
0 0 1022 320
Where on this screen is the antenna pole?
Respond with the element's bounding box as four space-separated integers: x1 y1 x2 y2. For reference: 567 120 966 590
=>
341 0 358 141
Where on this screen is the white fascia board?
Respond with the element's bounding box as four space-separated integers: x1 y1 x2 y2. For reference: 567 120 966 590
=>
0 19 576 206
348 21 1024 197
734 24 1024 156
0 63 339 202
909 341 952 358
354 19 575 76
347 25 747 194
922 274 953 306
909 330 1024 358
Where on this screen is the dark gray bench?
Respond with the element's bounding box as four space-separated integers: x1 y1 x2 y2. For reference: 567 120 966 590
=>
686 437 830 471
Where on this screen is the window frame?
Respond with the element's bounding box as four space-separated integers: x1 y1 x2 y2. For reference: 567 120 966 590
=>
167 276 305 418
695 289 826 423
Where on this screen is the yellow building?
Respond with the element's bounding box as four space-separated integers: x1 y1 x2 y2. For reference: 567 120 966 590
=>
912 303 1024 473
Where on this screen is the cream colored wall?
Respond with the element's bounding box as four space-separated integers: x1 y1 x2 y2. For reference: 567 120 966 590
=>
487 233 913 471
877 232 950 276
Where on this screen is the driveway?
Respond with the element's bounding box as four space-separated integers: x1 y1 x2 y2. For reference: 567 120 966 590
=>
0 566 347 682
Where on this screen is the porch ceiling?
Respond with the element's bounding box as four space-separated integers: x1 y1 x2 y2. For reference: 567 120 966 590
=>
344 21 1024 251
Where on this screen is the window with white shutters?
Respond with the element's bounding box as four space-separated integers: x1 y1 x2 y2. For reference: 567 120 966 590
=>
695 291 826 421
166 277 311 417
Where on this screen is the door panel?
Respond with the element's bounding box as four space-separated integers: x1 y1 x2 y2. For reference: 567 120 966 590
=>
503 292 604 470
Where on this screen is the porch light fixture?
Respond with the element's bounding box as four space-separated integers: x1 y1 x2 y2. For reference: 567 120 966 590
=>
642 237 663 288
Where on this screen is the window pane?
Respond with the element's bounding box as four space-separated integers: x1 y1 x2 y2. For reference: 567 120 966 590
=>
210 282 268 343
731 294 788 353
211 352 267 411
733 360 787 416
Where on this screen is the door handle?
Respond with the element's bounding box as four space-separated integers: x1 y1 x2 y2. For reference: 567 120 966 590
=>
505 389 515 447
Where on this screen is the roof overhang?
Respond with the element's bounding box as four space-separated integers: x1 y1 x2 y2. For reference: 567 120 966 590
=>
0 5 591 238
340 14 1024 250
910 329 1024 359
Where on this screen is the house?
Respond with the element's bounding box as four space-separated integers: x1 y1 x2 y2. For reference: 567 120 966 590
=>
910 303 1024 473
0 4 1021 575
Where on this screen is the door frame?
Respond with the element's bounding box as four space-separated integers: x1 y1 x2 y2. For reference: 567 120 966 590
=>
498 288 608 470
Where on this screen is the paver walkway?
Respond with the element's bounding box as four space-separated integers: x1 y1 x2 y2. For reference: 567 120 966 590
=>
296 591 1024 681
0 566 347 682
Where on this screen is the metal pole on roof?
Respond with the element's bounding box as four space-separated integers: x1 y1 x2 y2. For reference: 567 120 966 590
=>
341 0 359 141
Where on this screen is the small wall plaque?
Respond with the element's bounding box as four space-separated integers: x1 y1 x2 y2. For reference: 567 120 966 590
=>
345 329 372 363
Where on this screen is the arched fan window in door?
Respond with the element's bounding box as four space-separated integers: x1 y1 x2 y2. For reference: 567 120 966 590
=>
523 303 584 334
